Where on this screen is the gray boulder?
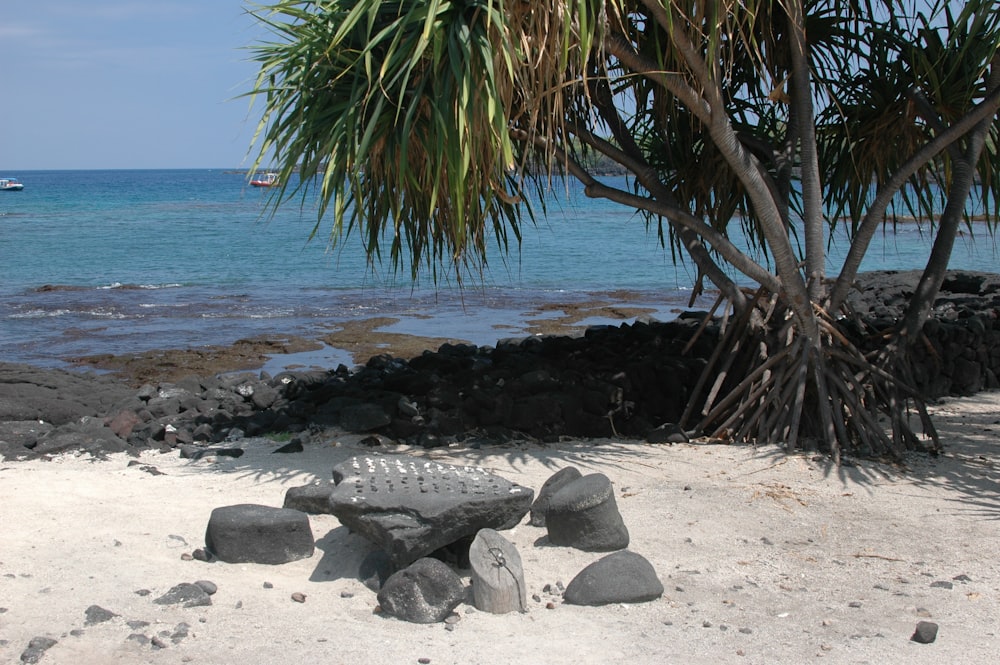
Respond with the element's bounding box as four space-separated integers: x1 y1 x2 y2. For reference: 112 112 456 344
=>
205 504 314 565
376 558 465 623
563 551 663 606
545 473 629 551
529 466 582 527
329 454 534 566
283 480 337 514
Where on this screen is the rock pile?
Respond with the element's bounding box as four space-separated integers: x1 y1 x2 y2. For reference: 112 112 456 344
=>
3 270 1000 460
189 457 662 624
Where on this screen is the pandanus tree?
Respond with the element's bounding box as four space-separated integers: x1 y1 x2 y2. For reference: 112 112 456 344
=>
248 0 1000 460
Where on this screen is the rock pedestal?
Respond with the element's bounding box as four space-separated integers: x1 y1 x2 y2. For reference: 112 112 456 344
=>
205 504 315 565
329 454 534 566
469 529 526 614
545 473 629 551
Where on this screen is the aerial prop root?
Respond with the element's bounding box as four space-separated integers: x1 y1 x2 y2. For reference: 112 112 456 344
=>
681 294 939 459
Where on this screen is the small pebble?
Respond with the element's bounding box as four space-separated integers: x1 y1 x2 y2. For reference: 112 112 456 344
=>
418 658 431 664
291 592 306 603
263 582 273 589
911 621 939 644
194 580 218 595
340 591 354 599
444 613 460 625
545 602 556 610
180 553 194 561
848 601 862 608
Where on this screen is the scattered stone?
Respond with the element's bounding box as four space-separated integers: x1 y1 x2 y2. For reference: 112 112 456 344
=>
545 473 629 551
179 445 244 460
952 574 972 583
283 480 337 515
83 604 118 626
191 548 213 562
930 580 954 589
528 466 582 527
126 634 150 646
127 620 150 630
291 592 306 603
153 583 212 608
646 422 688 444
151 636 168 649
169 623 191 644
204 504 315 565
563 550 663 606
469 529 526 614
911 621 939 644
19 636 57 664
194 580 217 595
329 454 533 566
272 440 304 454
376 558 465 623
263 581 273 589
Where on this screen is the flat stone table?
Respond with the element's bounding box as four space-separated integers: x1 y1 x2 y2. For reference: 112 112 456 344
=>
330 454 534 566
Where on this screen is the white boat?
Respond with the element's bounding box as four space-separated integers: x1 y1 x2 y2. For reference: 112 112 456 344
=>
0 177 24 191
249 172 278 187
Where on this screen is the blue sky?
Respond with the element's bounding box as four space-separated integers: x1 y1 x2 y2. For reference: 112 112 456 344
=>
1 2 269 170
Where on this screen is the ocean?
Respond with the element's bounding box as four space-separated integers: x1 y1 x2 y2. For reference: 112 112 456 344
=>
1 169 997 373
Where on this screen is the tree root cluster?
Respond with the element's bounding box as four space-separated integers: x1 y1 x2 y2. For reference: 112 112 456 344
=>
679 289 941 461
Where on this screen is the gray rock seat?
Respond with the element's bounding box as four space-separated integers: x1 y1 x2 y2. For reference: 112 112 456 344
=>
204 504 314 565
545 473 629 551
563 550 664 606
329 454 534 566
376 558 465 623
529 466 582 527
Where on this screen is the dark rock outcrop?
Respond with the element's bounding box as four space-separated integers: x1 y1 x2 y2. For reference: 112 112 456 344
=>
4 270 1000 460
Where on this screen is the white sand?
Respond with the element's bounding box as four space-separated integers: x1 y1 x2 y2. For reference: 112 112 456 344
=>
2 393 999 665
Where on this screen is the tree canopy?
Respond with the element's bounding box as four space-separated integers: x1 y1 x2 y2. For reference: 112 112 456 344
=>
248 0 1000 459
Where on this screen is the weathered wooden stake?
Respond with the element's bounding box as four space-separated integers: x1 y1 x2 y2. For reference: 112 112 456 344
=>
469 528 526 614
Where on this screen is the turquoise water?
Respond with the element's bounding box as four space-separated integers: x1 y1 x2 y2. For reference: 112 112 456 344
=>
1 169 997 370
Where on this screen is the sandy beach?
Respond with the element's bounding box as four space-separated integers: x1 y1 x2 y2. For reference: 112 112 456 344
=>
2 391 998 665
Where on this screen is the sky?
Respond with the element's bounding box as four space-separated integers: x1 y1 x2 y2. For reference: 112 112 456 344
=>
0 2 271 170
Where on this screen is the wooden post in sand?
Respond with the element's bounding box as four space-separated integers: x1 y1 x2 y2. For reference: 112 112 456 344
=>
469 528 526 614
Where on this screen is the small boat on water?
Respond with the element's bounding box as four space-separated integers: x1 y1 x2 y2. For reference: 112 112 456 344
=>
249 173 278 187
0 177 24 191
